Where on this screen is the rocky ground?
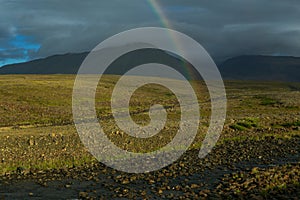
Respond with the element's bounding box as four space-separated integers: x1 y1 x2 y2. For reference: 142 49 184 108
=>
0 134 299 199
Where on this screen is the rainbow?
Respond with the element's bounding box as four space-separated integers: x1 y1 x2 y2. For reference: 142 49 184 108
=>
147 0 199 80
147 0 172 29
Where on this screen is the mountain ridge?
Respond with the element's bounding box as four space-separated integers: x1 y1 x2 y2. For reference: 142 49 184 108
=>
219 55 300 82
1 52 300 82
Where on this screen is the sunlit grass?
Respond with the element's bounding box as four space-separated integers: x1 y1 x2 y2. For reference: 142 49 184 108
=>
0 75 300 174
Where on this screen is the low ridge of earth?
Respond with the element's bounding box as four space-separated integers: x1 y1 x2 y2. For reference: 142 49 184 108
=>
0 75 299 199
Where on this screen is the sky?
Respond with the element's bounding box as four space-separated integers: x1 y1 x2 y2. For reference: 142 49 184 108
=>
0 0 300 66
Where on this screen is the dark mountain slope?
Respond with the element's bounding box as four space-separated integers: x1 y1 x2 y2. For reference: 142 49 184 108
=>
0 52 88 74
0 49 200 80
1 53 300 82
219 55 300 82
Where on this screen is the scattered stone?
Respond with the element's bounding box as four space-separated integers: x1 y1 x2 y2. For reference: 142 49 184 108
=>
79 191 88 198
28 138 34 146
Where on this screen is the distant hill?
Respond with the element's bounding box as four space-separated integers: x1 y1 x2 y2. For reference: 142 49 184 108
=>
0 52 89 74
0 49 200 80
219 55 300 82
1 52 300 82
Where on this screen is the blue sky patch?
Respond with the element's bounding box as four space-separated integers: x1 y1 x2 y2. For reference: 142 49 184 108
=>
0 34 41 66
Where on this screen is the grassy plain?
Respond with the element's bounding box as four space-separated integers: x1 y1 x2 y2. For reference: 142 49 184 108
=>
0 75 299 198
0 75 300 172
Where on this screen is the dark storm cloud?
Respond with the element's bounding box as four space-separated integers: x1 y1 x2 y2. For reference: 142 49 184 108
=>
0 0 299 65
0 0 160 64
161 0 300 61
